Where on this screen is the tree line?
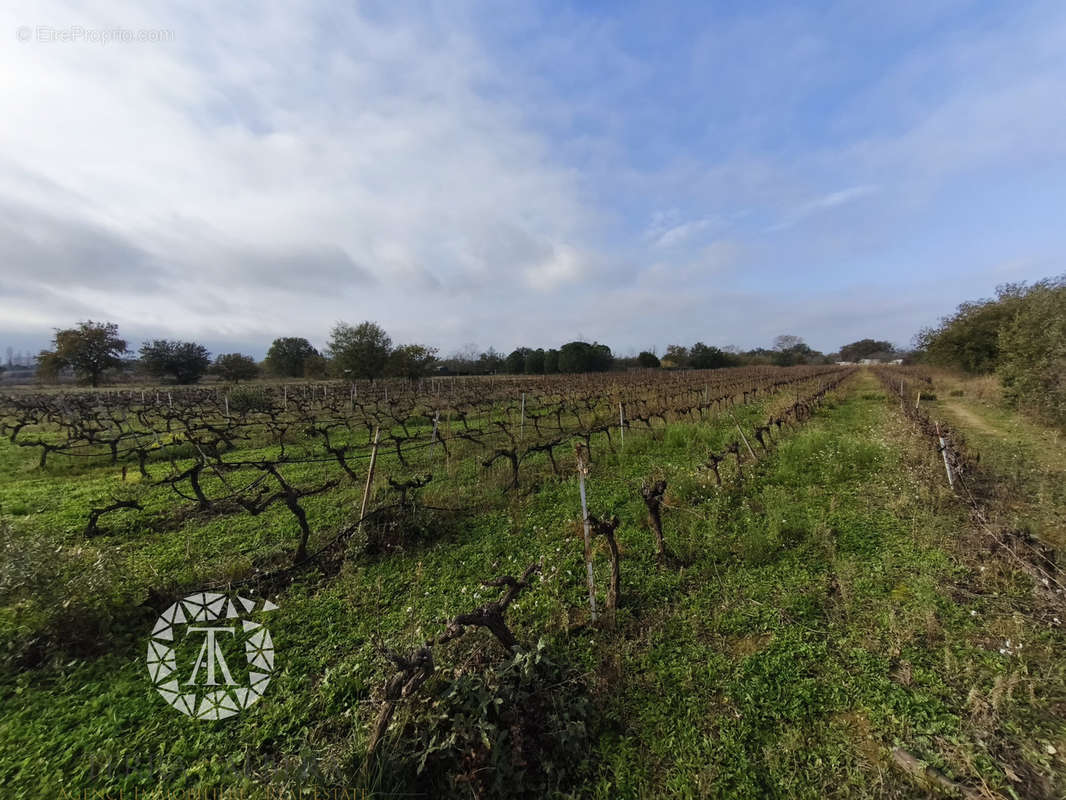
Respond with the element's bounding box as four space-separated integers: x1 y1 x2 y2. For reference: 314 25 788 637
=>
34 321 436 386
914 273 1066 428
29 319 899 386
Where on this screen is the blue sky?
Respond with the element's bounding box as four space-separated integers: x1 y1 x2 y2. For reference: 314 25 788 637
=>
1 0 1064 359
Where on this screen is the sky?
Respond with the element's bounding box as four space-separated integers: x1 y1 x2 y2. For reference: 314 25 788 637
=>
2 0 1065 360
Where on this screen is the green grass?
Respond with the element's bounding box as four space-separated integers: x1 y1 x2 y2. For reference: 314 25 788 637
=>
1 374 1064 798
922 370 1066 555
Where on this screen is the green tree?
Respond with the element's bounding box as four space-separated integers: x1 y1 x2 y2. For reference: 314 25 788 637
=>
915 288 1026 373
264 337 319 378
662 344 688 369
524 348 546 374
36 321 127 387
997 277 1066 427
740 347 775 365
688 342 734 369
544 348 560 374
558 341 613 373
139 340 211 384
505 348 532 374
327 321 392 380
838 339 894 363
386 344 439 379
212 353 259 383
637 351 661 368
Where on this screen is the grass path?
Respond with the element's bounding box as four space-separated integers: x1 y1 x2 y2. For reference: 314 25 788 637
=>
941 401 1002 438
923 375 1066 554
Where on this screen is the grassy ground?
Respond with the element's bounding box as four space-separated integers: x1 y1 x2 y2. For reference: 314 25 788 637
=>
920 370 1066 555
1 372 1063 798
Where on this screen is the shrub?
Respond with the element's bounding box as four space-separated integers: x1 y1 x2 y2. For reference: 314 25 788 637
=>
0 521 130 666
915 289 1026 373
998 280 1066 428
358 505 461 557
227 385 274 414
375 640 594 798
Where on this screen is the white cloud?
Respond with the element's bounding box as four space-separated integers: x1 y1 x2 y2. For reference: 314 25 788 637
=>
651 219 713 248
2 0 1065 357
768 185 879 232
522 243 585 290
0 0 597 346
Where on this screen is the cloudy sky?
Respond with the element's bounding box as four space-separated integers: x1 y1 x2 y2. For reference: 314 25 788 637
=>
2 0 1064 359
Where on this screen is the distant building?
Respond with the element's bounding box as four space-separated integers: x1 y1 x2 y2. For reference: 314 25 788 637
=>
852 357 903 366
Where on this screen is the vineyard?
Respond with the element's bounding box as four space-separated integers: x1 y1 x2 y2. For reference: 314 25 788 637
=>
1 366 1064 798
0 366 845 558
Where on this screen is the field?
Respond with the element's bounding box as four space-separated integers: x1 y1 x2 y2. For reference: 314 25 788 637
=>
1 366 1063 799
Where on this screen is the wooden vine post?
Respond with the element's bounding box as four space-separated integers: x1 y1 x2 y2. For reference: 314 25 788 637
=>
575 443 598 621
935 422 955 489
730 413 757 461
358 426 381 534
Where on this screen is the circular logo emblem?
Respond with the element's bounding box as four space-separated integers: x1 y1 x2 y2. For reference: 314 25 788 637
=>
147 591 278 720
